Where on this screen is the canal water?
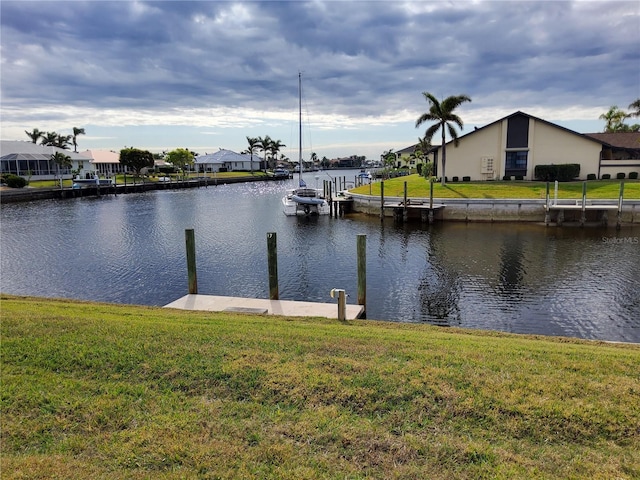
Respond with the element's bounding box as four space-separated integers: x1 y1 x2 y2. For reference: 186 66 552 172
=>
2 170 639 342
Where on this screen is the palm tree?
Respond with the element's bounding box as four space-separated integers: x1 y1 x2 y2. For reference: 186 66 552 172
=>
25 128 43 144
72 127 85 152
628 99 640 118
268 139 286 170
257 135 272 173
40 131 59 147
415 92 471 185
599 106 628 132
246 136 259 174
55 134 72 149
51 151 72 188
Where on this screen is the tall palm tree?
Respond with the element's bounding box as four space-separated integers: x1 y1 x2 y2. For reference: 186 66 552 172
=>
246 136 259 174
72 127 85 152
25 128 43 143
415 92 471 185
257 135 272 173
268 139 286 170
628 99 640 118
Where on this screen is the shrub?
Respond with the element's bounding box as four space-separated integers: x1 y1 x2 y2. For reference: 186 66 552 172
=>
616 172 626 179
463 176 471 182
452 176 459 182
502 175 511 181
515 175 524 181
602 174 611 180
534 164 580 182
630 171 638 180
587 174 597 180
5 175 27 188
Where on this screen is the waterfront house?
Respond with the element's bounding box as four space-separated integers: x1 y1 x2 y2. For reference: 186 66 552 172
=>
0 140 91 180
79 149 124 177
410 111 640 181
194 149 263 173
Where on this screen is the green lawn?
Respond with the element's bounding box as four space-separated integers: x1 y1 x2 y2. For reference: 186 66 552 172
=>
2 295 638 479
352 175 640 200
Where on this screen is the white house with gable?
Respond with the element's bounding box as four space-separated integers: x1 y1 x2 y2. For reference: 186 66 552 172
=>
194 149 263 173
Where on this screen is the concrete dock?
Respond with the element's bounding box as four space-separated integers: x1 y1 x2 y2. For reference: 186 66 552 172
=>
164 294 365 320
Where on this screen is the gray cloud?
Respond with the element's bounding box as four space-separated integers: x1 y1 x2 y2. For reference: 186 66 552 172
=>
1 0 638 153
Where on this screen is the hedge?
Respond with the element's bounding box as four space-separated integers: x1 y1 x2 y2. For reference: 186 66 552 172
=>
534 164 580 182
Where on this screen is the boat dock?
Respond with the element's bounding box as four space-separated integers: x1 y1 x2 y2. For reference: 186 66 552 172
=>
164 294 365 320
383 200 446 223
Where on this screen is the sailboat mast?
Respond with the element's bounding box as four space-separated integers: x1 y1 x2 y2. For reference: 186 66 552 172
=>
298 72 302 185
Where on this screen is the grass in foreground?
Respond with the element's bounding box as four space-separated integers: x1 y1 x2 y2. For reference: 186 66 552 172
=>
351 175 640 200
1 295 639 479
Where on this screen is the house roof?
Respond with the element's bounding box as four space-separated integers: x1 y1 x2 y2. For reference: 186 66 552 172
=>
583 132 640 150
194 149 261 165
79 149 120 164
426 111 608 152
0 140 90 161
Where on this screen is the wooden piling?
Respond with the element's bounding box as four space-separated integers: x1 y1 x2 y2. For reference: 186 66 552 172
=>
267 232 279 300
185 229 198 294
357 234 366 315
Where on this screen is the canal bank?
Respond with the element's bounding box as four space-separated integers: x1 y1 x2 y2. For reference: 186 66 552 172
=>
349 193 640 225
0 175 281 203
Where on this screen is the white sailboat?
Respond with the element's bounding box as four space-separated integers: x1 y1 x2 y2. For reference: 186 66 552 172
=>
282 73 330 216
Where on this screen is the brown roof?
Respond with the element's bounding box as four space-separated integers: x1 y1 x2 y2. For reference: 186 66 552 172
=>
583 132 640 150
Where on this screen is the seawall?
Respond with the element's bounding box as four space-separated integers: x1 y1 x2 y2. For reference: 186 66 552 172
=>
350 193 640 224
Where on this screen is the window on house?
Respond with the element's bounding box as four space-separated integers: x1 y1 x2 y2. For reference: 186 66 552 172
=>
505 151 528 176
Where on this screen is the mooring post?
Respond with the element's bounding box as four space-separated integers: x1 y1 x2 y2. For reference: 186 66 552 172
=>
545 182 550 225
357 234 366 316
403 181 408 222
267 232 279 300
580 181 587 226
429 179 434 224
185 229 198 294
380 181 385 221
617 181 624 230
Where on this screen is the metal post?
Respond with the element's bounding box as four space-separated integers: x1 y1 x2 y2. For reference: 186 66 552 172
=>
545 182 550 226
581 181 587 226
357 234 366 315
185 229 198 294
380 181 385 221
617 181 624 230
403 181 408 222
267 232 279 300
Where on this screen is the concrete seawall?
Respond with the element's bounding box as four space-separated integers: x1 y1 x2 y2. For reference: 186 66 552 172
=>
350 194 640 224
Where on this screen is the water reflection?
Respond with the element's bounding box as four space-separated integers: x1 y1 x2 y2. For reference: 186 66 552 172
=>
1 174 639 342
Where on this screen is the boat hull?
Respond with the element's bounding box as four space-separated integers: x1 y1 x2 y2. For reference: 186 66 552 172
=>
282 190 330 216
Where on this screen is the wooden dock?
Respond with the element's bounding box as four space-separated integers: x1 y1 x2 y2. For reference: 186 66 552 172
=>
164 294 365 320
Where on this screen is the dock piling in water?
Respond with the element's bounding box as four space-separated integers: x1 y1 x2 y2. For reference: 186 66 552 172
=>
267 232 279 300
185 229 198 294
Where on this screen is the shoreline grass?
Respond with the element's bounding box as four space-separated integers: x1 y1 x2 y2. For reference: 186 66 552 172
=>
2 294 639 478
351 175 640 200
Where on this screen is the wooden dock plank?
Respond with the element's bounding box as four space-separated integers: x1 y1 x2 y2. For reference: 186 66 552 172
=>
164 294 365 320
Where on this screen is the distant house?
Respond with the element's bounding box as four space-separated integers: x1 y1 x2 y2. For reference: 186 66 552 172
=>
0 140 91 180
79 150 124 177
194 149 263 173
426 111 640 181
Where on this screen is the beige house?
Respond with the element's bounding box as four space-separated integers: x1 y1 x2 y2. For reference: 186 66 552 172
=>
425 111 640 181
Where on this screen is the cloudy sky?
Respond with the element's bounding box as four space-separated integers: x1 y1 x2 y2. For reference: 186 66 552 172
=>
1 1 638 160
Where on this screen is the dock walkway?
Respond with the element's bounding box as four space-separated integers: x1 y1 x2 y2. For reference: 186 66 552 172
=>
164 294 365 320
